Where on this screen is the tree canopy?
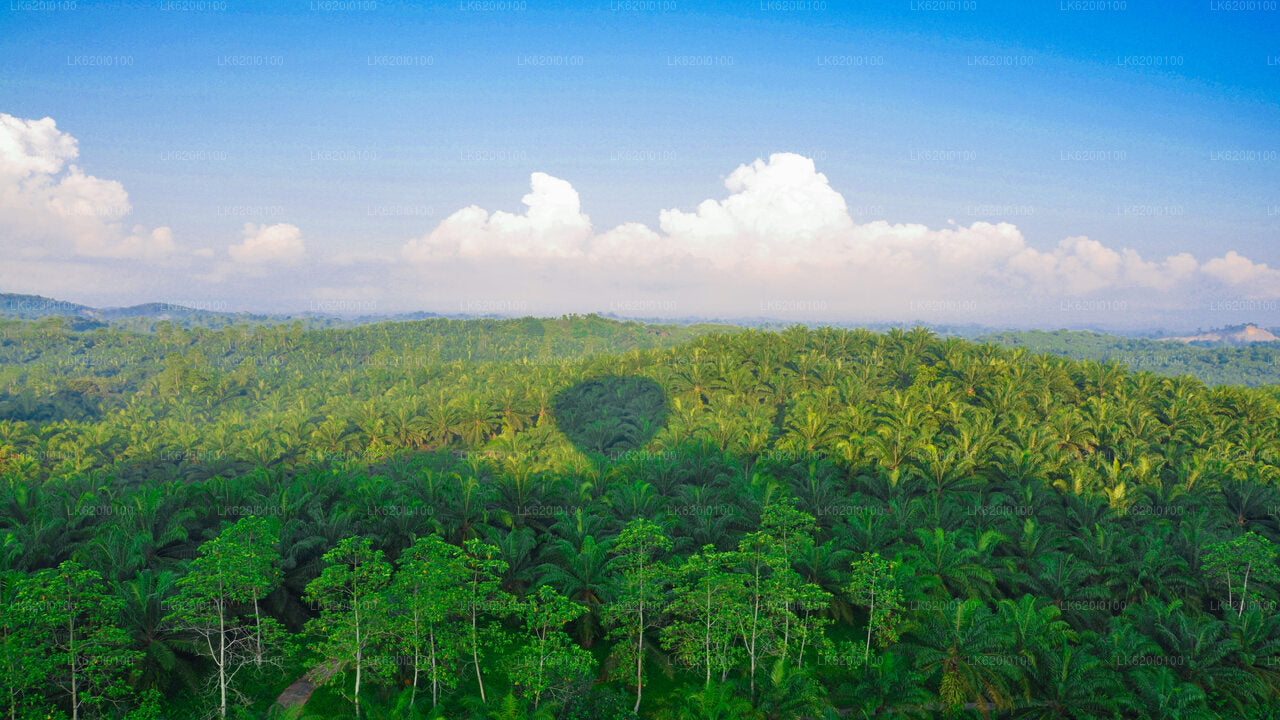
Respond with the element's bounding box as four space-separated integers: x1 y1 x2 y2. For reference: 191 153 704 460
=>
3 317 1280 718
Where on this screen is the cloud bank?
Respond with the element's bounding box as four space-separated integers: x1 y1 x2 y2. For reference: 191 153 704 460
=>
0 113 175 262
401 153 1280 314
2 110 1276 325
0 113 306 301
230 223 306 265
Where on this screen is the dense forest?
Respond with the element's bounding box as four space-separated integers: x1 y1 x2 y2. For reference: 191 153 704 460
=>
980 330 1280 388
4 317 1280 719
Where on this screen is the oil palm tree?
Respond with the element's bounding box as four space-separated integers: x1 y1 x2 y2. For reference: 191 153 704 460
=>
909 598 1018 714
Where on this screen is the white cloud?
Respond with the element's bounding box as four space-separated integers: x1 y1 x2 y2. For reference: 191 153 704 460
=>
590 222 669 264
404 172 591 262
5 115 1276 325
657 153 853 266
323 249 398 266
1202 251 1280 297
1121 250 1198 291
0 114 78 180
77 225 177 261
400 152 1278 310
229 222 305 265
0 112 325 301
0 112 178 262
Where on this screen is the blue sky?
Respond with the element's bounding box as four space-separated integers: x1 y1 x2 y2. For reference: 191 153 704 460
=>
1 0 1278 328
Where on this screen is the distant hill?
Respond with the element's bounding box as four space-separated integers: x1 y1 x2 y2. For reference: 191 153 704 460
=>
5 292 1280 386
981 329 1280 387
0 293 434 330
0 293 710 330
1157 323 1280 346
0 293 95 319
0 293 288 326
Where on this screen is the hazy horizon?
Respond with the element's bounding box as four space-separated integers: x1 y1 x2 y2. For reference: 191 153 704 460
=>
3 1 1278 330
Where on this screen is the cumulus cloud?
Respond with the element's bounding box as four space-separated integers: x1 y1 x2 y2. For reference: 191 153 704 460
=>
0 114 78 179
5 114 1275 326
229 223 305 265
401 152 1279 311
0 112 176 262
0 111 325 301
656 153 853 266
1007 236 1195 295
404 172 591 261
1201 251 1280 297
78 225 178 261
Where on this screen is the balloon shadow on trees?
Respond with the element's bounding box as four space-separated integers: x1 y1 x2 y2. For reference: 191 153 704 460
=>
551 376 668 459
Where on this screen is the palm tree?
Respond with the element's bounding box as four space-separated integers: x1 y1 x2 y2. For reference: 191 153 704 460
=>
833 650 932 718
537 533 611 646
907 528 1004 599
911 444 979 518
659 680 762 720
996 595 1074 680
1012 643 1121 719
115 569 201 695
482 525 538 594
1126 599 1266 713
909 598 1018 714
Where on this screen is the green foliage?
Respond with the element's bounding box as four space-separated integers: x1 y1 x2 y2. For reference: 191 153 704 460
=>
165 517 283 717
304 537 392 718
20 561 138 720
553 376 668 456
4 317 1280 718
508 585 594 710
459 539 515 705
0 570 55 720
981 328 1280 387
604 519 671 714
388 534 467 709
1205 531 1280 617
661 546 741 687
847 552 905 666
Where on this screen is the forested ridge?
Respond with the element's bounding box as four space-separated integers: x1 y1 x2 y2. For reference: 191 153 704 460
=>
980 330 1280 388
4 318 1280 719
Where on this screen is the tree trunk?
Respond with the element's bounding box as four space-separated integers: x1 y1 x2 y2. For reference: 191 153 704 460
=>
219 603 228 718
748 563 761 697
411 641 420 708
780 598 792 667
429 625 438 708
253 593 263 666
472 606 486 702
703 589 712 688
69 613 77 720
535 641 546 710
864 590 875 667
1240 561 1253 617
409 608 421 708
354 599 362 719
797 610 809 669
633 597 644 714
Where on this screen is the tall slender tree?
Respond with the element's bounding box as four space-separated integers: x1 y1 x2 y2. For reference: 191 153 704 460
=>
304 537 392 719
21 561 137 720
509 585 594 710
847 552 906 667
459 538 514 705
389 534 467 709
165 525 276 718
662 545 741 686
604 518 671 714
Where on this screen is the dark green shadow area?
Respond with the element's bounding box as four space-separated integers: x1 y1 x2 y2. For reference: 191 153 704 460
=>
552 375 668 457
